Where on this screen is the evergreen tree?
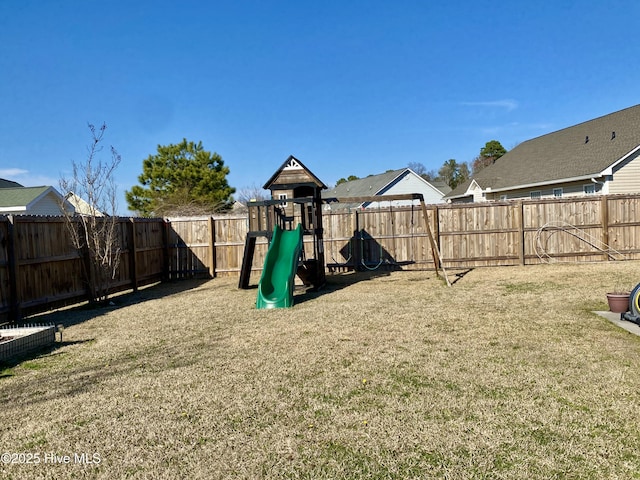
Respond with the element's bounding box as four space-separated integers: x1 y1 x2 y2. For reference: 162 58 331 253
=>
126 139 234 216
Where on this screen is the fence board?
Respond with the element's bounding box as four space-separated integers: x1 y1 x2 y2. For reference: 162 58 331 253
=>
166 217 211 279
10 216 86 318
5 194 640 322
437 203 522 267
0 217 11 315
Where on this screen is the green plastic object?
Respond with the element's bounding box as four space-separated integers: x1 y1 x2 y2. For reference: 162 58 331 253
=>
256 224 303 309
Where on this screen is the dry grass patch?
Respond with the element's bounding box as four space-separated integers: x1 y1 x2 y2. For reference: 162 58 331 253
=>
1 262 640 479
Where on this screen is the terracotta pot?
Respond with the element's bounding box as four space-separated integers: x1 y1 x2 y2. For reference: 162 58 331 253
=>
606 293 630 313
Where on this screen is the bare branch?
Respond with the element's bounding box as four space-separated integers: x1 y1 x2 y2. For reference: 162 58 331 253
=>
59 122 122 304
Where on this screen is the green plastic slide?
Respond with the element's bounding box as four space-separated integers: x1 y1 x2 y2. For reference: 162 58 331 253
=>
256 224 303 309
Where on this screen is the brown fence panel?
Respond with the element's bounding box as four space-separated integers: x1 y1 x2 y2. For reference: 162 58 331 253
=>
324 209 357 269
523 198 605 264
0 217 11 318
213 215 253 277
131 218 166 284
607 195 640 260
438 203 522 268
213 215 234 276
355 206 434 270
166 217 211 279
106 218 134 291
12 216 86 316
411 205 439 270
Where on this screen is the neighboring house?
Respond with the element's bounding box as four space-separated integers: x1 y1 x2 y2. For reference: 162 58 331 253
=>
0 186 75 215
322 168 451 210
65 192 105 216
446 104 640 203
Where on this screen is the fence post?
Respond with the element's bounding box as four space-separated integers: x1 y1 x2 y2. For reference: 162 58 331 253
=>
601 195 610 261
162 219 171 281
79 218 96 301
517 201 525 265
6 215 20 322
128 218 138 291
353 209 361 270
208 216 216 278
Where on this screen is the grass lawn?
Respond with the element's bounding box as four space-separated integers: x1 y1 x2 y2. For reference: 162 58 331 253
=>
1 261 640 479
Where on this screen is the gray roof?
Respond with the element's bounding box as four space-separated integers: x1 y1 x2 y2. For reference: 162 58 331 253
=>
323 169 407 200
446 104 640 198
0 178 23 188
322 168 449 209
429 179 452 195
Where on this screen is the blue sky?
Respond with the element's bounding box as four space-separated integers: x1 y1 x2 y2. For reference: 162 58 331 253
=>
1 0 638 214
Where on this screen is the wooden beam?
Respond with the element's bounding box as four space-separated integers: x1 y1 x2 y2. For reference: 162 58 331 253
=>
517 201 525 266
208 216 216 278
418 199 451 287
601 196 610 261
325 193 424 204
129 218 139 290
6 215 20 322
238 233 258 289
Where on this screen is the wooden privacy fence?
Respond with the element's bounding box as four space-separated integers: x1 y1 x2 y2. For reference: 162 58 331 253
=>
2 194 640 321
0 216 168 322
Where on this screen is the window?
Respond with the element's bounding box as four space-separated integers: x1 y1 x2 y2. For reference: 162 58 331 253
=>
530 191 541 199
278 193 288 207
553 188 563 198
499 195 508 201
583 184 595 195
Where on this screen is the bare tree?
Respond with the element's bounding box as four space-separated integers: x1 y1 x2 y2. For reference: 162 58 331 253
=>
422 169 440 182
59 123 122 304
235 183 271 204
407 162 427 175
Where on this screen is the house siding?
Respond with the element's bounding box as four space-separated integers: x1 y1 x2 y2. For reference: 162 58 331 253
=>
29 192 67 216
367 171 446 208
609 150 640 195
484 180 605 201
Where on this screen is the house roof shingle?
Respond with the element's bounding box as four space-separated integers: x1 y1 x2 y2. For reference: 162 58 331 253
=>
446 104 640 198
0 186 50 208
0 178 24 188
322 169 407 200
322 168 449 209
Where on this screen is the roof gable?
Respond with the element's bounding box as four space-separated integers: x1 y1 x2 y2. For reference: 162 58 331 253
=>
262 155 327 190
323 168 450 208
0 186 72 214
65 192 105 216
323 169 406 200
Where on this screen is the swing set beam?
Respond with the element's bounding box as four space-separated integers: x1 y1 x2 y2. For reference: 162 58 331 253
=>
324 194 451 286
